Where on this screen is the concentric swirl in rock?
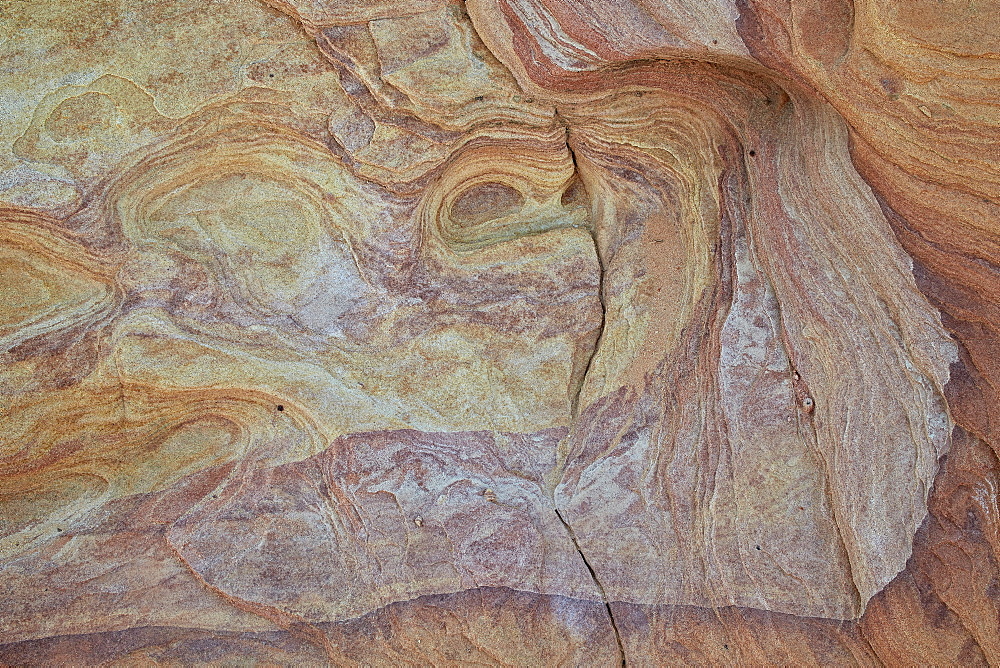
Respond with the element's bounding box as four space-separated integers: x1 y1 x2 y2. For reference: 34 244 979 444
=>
2 0 996 662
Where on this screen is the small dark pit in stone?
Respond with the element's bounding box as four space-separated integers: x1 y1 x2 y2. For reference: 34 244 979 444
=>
749 150 756 157
755 545 761 550
277 405 284 411
561 176 589 207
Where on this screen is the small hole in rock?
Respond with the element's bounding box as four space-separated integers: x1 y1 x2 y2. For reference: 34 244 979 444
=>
277 405 284 411
712 40 718 45
561 176 589 207
268 73 274 78
755 545 761 550
748 150 756 157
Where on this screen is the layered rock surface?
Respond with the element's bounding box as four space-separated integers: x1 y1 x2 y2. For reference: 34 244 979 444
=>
0 0 997 664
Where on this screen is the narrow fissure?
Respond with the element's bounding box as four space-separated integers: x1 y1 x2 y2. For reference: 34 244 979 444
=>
572 224 607 418
555 119 623 664
555 508 627 666
564 135 608 419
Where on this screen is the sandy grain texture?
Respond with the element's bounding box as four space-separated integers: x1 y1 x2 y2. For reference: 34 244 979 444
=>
0 0 996 664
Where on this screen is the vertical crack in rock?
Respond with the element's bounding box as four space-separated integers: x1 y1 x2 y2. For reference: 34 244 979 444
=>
553 115 621 662
564 136 607 419
572 226 607 419
2 0 979 661
554 508 626 666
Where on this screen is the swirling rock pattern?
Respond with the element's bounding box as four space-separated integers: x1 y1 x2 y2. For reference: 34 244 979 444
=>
0 0 996 664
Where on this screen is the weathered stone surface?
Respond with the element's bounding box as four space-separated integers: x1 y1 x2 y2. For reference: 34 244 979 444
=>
1 0 997 663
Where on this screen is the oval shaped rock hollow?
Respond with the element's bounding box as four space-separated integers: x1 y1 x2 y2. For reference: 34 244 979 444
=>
449 180 525 227
0 0 991 662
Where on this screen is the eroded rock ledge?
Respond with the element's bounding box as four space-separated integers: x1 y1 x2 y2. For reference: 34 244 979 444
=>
2 0 997 664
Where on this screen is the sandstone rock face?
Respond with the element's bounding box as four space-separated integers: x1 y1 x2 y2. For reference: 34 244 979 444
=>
0 0 996 665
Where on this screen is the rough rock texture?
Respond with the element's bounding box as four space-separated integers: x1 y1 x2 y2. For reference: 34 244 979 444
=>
0 0 997 664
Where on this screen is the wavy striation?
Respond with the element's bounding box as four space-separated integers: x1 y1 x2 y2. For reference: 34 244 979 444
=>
1 0 997 663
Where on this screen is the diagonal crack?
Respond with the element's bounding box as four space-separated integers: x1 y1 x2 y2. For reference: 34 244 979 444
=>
572 223 607 418
555 508 627 666
458 15 622 660
562 134 608 420
555 117 623 664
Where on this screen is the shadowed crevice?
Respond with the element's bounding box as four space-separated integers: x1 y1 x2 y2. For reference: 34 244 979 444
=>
563 136 608 420
554 508 626 666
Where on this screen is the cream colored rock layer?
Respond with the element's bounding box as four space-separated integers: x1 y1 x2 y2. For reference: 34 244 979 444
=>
0 0 971 655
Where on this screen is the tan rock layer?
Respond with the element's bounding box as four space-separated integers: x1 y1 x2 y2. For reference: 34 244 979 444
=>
3 426 995 665
1 0 997 663
468 0 954 618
